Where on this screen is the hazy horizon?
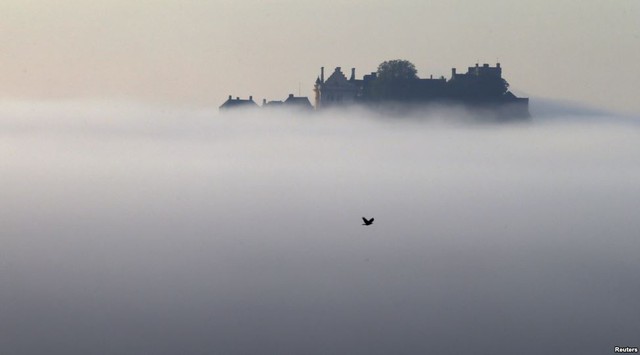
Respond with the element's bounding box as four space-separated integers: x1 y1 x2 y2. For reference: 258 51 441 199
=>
1 1 639 114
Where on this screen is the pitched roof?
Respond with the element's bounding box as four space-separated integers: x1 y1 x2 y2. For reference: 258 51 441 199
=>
323 67 357 90
284 94 313 109
219 96 259 110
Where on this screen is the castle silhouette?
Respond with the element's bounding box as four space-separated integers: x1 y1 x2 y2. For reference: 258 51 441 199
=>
220 62 529 119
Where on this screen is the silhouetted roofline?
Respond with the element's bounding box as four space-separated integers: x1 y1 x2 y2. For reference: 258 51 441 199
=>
219 95 259 110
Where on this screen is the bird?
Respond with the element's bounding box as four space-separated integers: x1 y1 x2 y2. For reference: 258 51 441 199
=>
362 217 374 226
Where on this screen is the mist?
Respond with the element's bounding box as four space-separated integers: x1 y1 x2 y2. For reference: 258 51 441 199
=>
1 101 639 354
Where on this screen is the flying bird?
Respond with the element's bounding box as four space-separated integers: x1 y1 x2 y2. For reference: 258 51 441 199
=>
362 217 374 226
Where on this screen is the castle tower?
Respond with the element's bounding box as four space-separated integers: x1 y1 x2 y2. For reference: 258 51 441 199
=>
314 67 358 109
313 67 324 109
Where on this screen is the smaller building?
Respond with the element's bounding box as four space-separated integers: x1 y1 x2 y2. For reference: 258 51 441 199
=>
261 95 313 111
219 95 259 111
283 94 313 110
262 99 284 108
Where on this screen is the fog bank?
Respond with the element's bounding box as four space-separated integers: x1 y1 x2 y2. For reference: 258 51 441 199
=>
1 102 639 354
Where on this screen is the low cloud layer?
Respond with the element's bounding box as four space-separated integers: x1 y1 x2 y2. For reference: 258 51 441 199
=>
1 101 639 354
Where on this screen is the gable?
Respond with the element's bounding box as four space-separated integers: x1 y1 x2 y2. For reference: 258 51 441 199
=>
324 67 356 90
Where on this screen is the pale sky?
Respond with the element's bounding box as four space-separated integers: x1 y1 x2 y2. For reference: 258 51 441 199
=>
1 0 639 114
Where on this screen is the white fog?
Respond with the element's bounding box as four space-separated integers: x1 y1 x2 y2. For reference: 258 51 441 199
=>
1 101 638 354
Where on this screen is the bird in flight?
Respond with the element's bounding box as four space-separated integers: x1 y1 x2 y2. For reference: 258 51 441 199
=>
362 217 374 226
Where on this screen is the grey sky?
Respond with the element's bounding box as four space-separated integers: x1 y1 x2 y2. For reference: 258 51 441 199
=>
1 0 639 113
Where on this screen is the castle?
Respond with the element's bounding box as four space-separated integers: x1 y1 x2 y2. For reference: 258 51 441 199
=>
220 62 529 118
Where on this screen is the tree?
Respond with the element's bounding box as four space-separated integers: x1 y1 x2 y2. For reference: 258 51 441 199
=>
372 59 419 101
376 59 418 82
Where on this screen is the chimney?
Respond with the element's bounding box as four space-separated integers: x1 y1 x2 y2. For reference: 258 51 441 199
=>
496 62 501 68
320 67 324 83
335 66 341 72
263 99 267 105
236 97 239 100
452 68 456 76
228 95 232 100
288 94 294 98
350 68 355 80
249 96 253 101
